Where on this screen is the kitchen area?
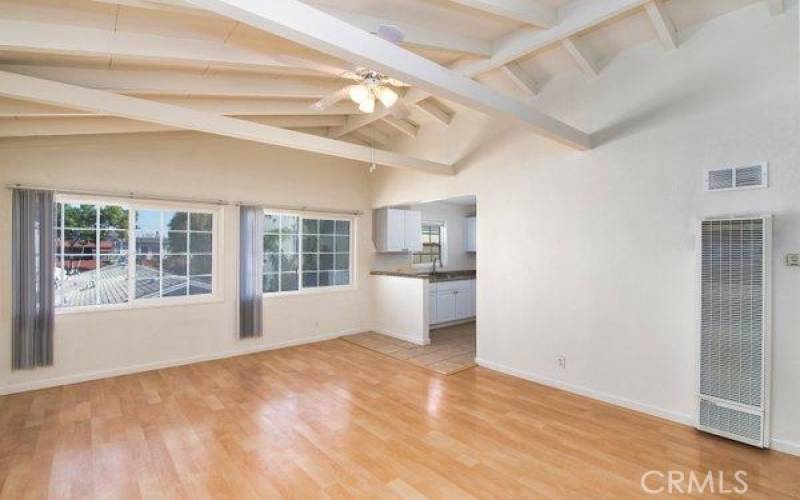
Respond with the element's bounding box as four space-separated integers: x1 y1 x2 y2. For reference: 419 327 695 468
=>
348 195 477 374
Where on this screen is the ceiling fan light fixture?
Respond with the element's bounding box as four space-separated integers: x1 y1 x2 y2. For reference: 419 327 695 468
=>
376 86 398 108
358 95 376 113
349 84 369 104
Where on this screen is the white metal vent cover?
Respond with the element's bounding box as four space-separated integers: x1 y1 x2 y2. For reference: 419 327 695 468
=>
697 216 771 448
705 163 768 191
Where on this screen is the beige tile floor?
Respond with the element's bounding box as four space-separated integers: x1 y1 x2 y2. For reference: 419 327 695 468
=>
342 322 476 375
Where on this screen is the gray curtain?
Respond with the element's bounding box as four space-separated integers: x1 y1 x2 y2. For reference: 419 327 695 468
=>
239 205 264 338
12 189 55 369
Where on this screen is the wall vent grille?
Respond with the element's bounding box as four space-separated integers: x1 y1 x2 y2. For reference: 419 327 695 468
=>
705 163 768 192
698 216 770 448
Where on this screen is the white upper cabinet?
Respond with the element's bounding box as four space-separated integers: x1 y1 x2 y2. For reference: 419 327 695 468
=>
373 207 423 253
465 216 477 253
404 210 423 253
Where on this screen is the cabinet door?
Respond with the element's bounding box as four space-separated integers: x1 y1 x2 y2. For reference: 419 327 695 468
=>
465 217 476 252
428 291 437 325
455 288 474 319
386 209 406 252
435 291 456 323
404 210 423 252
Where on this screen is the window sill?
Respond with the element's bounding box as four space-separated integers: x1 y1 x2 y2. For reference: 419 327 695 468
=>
55 294 224 315
263 284 358 299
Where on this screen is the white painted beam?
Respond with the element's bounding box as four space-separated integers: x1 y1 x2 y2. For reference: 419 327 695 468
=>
0 65 345 98
0 96 359 117
95 0 493 56
0 70 453 175
0 19 306 75
0 115 346 137
317 8 492 57
501 62 539 95
381 116 418 138
766 0 785 15
148 97 359 115
442 0 556 27
469 0 650 77
187 0 592 150
350 128 390 147
414 98 455 126
561 38 600 77
644 1 678 50
327 0 651 137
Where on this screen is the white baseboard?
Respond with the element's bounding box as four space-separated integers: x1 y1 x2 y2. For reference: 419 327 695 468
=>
475 357 695 426
771 438 800 457
371 327 429 345
0 329 359 396
475 357 800 457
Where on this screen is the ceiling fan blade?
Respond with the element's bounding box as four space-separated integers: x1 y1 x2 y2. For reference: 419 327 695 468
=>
276 55 353 78
388 100 411 120
385 78 410 87
376 25 405 45
310 86 354 111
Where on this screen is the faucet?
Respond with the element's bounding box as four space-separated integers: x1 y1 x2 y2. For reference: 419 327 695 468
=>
431 256 441 276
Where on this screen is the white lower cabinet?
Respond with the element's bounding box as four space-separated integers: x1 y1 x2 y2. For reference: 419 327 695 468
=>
429 279 475 326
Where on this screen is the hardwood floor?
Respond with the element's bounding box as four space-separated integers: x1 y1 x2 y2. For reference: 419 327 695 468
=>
1 339 798 499
342 322 476 375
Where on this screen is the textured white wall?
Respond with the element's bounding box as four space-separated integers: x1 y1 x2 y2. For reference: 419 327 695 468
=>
369 5 800 453
0 133 373 394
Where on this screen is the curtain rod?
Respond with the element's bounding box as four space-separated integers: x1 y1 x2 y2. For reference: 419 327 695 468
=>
5 183 363 216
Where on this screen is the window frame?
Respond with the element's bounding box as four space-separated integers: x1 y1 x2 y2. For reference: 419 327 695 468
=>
412 220 447 268
262 209 357 297
54 194 222 315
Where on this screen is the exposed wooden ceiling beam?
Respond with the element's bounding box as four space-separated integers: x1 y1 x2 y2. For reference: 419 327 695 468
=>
316 8 492 57
561 38 600 77
466 0 650 77
0 19 307 75
381 116 418 138
0 65 345 98
501 62 539 95
766 0 785 15
95 0 492 57
644 1 678 50
187 0 592 150
414 98 455 126
0 115 346 137
327 0 650 137
442 0 556 28
349 128 390 147
0 96 359 117
0 70 453 175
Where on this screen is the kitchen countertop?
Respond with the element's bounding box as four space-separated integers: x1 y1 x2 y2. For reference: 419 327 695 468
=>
370 270 476 282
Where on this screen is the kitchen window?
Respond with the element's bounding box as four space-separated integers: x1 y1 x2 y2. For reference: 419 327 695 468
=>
413 222 444 265
55 198 217 310
263 212 352 294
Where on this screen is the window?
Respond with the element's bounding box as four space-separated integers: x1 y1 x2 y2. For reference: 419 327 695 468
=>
413 223 443 265
54 199 216 309
263 212 352 294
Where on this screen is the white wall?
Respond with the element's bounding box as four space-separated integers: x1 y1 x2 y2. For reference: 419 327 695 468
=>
0 133 373 394
371 275 430 344
369 5 800 453
373 200 477 272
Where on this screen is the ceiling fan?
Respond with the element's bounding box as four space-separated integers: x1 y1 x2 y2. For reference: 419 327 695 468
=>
278 25 412 118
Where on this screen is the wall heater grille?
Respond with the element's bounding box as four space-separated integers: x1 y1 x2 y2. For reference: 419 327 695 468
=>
698 217 770 447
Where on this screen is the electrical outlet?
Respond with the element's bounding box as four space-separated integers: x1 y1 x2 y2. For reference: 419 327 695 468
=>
787 254 800 267
557 355 567 369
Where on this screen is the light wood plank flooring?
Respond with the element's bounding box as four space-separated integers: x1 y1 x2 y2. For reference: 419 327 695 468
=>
1 339 798 499
342 322 476 375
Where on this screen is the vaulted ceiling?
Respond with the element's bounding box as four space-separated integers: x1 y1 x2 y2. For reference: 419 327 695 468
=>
0 0 784 174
